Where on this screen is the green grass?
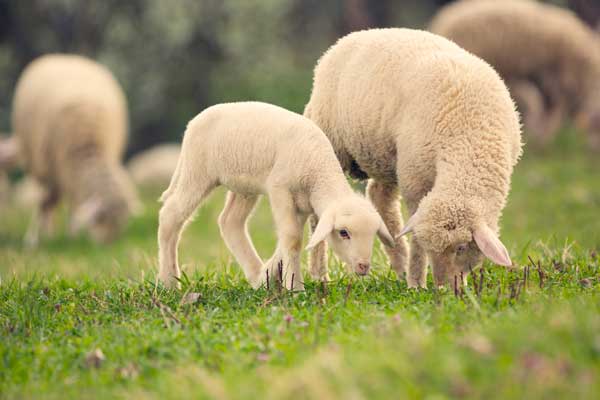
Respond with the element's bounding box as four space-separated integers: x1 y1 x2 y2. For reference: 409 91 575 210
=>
1 132 599 399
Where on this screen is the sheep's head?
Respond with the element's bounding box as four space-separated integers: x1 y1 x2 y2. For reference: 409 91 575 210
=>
399 195 511 287
70 196 131 243
575 99 600 151
70 167 142 244
305 196 394 276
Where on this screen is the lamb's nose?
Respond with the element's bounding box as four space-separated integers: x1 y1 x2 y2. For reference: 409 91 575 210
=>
356 263 370 275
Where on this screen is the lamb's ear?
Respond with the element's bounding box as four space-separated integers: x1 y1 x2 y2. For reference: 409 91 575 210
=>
397 211 420 238
306 211 335 250
377 220 395 248
473 224 512 266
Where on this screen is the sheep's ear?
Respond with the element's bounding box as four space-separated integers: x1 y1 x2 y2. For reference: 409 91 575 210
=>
473 224 512 266
398 211 420 238
306 211 335 250
377 220 395 248
0 136 20 170
70 197 103 234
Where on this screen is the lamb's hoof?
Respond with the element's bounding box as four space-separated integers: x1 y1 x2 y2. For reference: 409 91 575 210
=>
158 274 181 290
406 279 427 289
310 271 331 283
248 270 268 290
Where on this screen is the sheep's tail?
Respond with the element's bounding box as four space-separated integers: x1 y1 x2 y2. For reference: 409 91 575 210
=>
159 144 185 203
0 135 20 171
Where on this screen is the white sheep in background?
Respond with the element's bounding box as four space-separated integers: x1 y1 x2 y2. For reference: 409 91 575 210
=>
158 102 394 290
10 54 140 245
430 0 600 150
127 143 181 190
304 28 522 288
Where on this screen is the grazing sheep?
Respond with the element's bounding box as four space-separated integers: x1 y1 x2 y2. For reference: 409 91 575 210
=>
430 0 600 150
127 143 181 189
0 135 18 207
304 29 522 288
158 102 394 290
11 54 139 245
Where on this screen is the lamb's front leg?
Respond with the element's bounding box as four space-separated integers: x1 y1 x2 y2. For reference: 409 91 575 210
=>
367 180 409 277
308 214 329 282
268 188 306 291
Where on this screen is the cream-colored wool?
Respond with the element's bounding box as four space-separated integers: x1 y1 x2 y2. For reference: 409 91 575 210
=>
127 143 181 189
304 28 522 288
11 54 139 245
157 102 394 290
430 0 600 150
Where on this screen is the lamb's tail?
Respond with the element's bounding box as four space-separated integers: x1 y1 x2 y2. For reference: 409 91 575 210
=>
159 145 185 203
0 135 20 171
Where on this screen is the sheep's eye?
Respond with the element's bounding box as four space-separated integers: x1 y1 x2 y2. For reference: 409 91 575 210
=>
339 229 351 239
456 244 468 254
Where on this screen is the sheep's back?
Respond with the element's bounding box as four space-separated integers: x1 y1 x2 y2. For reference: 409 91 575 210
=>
12 54 127 184
429 0 598 79
306 28 520 183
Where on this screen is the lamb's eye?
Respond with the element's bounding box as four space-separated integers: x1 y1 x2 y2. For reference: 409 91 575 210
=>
456 244 468 254
339 229 351 239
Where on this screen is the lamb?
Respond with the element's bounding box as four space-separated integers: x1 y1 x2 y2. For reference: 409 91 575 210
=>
430 0 600 150
10 54 139 245
304 28 522 288
127 143 181 189
157 101 394 290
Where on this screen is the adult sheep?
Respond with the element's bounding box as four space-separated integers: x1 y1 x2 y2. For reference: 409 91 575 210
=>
11 54 139 245
127 143 181 190
304 28 522 288
430 0 600 150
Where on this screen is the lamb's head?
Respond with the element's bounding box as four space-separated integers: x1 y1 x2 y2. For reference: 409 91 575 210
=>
71 167 141 244
399 195 511 287
306 196 394 275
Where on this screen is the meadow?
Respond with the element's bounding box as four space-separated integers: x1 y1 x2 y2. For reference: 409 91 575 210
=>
1 131 599 399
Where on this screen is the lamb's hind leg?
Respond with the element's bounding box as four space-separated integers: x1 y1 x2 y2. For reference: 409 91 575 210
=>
367 180 409 278
218 191 264 288
158 180 215 289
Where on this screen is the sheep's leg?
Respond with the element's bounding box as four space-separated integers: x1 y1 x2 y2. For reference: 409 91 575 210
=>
268 188 306 291
158 181 215 289
405 200 428 289
218 191 264 288
308 213 329 281
366 180 409 278
24 187 59 248
509 79 558 144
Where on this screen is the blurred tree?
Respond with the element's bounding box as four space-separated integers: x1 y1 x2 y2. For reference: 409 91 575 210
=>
4 0 572 156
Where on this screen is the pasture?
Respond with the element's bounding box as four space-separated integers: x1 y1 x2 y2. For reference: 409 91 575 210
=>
0 131 599 399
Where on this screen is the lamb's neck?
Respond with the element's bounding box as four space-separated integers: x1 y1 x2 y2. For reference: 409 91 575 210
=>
309 175 354 217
